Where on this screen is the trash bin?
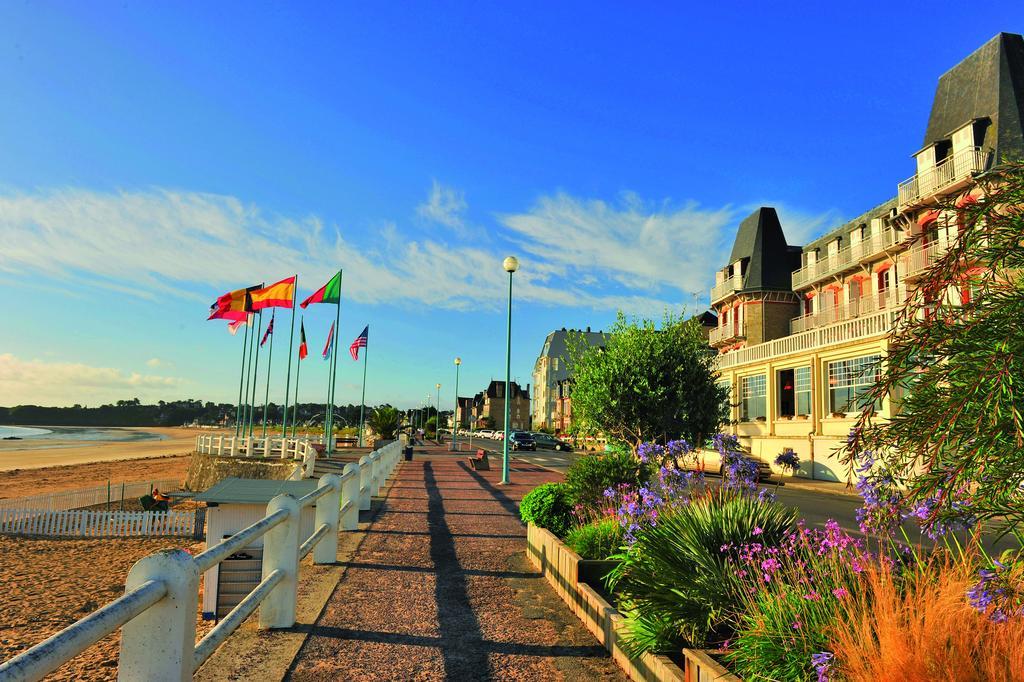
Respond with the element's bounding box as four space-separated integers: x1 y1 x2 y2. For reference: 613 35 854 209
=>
404 445 414 461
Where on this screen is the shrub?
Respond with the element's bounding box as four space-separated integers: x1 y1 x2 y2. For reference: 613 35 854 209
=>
566 518 624 560
607 488 796 655
565 447 648 510
830 553 1024 681
519 482 574 538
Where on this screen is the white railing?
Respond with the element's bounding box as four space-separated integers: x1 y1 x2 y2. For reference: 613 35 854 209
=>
0 508 200 538
710 274 744 303
716 307 899 370
900 240 949 279
898 146 990 207
791 229 900 291
709 323 746 346
195 435 320 479
0 439 404 681
789 287 907 334
0 479 179 512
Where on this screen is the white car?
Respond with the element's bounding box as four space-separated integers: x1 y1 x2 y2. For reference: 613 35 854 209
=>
478 429 494 439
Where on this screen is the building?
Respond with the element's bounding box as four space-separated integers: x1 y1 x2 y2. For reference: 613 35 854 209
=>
532 327 608 430
470 380 531 431
710 32 1024 481
454 396 474 429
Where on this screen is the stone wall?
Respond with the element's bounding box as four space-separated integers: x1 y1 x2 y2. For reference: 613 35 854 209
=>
184 451 301 492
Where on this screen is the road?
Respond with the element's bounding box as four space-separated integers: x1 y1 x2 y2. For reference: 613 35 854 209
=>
481 443 1020 555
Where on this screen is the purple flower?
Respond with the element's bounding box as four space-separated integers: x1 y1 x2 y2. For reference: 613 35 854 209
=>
774 448 800 473
811 651 834 682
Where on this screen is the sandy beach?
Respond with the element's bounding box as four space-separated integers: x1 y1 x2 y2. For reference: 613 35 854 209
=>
0 426 208 472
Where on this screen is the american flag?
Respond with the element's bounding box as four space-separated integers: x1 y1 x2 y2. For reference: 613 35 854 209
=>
350 325 369 361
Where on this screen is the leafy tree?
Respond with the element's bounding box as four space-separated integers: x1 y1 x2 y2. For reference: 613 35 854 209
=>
367 406 400 440
567 311 728 454
844 162 1024 529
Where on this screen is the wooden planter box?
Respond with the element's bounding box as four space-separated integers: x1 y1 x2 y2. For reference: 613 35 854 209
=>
525 524 738 682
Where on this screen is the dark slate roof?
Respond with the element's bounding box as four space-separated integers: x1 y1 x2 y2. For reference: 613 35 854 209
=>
535 328 609 383
693 310 718 327
923 32 1024 162
483 380 530 400
802 197 898 253
727 207 801 293
194 477 321 504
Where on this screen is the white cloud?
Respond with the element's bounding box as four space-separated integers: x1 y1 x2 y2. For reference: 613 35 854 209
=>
145 358 164 368
0 353 183 406
416 180 468 233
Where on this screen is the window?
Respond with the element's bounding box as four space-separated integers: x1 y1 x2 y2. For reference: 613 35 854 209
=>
777 367 812 417
740 374 766 421
795 366 812 416
717 380 732 416
827 355 881 414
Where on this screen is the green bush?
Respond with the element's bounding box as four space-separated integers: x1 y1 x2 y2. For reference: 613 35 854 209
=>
607 489 797 655
566 518 624 560
565 447 648 510
519 482 574 538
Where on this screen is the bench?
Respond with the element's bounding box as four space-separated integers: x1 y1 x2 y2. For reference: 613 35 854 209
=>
469 449 490 471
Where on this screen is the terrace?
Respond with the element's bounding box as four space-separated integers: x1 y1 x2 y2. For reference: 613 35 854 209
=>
897 146 991 208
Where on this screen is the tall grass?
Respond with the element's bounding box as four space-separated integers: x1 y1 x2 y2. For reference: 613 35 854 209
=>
830 554 1024 681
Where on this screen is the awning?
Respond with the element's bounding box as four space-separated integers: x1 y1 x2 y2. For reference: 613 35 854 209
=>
956 189 983 208
875 262 892 273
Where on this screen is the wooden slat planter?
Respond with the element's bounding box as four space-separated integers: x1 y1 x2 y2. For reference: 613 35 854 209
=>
526 523 737 682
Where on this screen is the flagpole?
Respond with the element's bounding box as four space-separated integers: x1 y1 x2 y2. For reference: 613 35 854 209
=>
357 331 369 447
261 311 276 440
326 270 343 455
292 315 303 439
234 318 250 437
281 275 298 440
248 310 263 440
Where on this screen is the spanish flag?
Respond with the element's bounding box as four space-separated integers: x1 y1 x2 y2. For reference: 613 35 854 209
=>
250 276 296 311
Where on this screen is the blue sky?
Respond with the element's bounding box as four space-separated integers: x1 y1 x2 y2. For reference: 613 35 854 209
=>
1 2 1021 410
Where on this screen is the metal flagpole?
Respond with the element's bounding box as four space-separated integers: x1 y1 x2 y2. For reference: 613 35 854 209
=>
248 310 263 440
234 318 250 437
261 311 276 439
281 276 298 439
292 315 303 439
327 272 343 454
242 313 256 441
357 329 369 447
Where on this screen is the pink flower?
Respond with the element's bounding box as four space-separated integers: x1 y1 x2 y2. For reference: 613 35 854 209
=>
832 587 849 599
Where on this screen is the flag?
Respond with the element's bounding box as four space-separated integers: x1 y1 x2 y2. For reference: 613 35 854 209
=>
322 321 335 360
298 320 308 360
250 276 296 311
261 314 275 347
228 318 247 335
208 284 259 321
350 325 368 361
300 271 342 308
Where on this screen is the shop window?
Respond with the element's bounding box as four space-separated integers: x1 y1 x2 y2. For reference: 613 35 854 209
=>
740 374 766 421
795 367 812 416
778 367 812 417
827 355 882 414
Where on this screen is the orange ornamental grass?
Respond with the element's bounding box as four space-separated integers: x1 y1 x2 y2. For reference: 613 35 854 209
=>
830 554 1024 681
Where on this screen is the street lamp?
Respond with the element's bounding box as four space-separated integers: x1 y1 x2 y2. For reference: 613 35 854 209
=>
501 255 518 484
452 358 461 452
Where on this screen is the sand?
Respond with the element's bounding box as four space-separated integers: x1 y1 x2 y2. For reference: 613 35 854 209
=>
0 535 213 681
0 427 206 472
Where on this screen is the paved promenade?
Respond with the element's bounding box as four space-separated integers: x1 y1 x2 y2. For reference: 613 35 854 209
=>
287 445 623 681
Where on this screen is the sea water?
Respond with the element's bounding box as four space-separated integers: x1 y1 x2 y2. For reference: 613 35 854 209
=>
0 426 53 439
0 426 165 442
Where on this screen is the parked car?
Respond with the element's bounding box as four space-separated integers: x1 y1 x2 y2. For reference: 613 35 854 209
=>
681 446 772 482
478 429 494 439
508 431 536 451
530 433 573 452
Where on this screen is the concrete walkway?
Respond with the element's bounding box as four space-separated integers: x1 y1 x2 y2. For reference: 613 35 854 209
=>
286 446 624 681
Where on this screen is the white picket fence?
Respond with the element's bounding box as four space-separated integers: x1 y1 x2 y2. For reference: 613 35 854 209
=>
0 479 180 512
0 507 201 538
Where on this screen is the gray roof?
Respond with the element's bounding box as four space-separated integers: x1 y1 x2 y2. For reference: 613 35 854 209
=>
194 477 321 504
727 207 801 293
536 328 609 382
923 32 1024 162
802 197 898 253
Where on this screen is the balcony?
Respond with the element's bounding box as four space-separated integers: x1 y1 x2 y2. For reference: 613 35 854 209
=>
900 240 948 281
710 274 745 304
791 228 901 291
789 287 907 334
709 322 746 347
716 307 899 371
897 146 991 208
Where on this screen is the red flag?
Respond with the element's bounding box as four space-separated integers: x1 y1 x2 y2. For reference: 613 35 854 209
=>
208 284 259 321
322 322 335 360
228 318 247 335
298 320 308 360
